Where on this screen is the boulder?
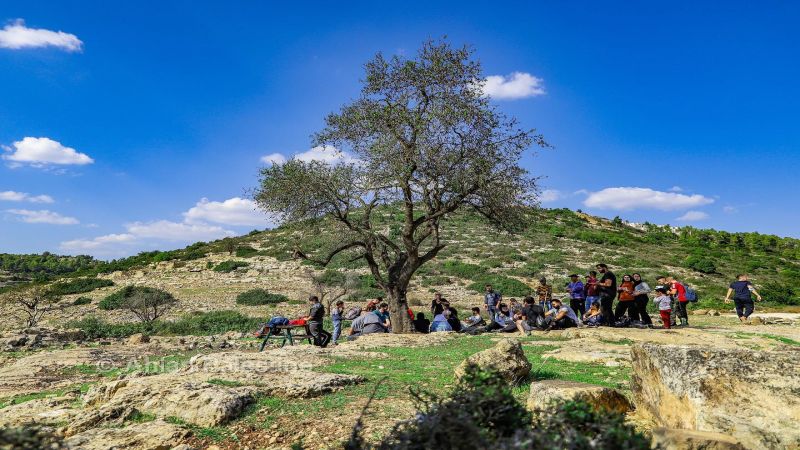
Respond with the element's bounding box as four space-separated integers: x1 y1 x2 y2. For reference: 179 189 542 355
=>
526 379 631 414
652 428 746 450
65 419 189 450
0 397 81 427
126 333 150 345
630 343 800 450
747 316 765 325
691 309 708 316
454 339 531 383
707 309 720 316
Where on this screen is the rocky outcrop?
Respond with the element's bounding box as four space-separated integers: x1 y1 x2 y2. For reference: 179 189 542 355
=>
454 339 531 383
526 380 631 414
65 419 189 450
0 396 81 427
126 333 150 345
630 343 800 450
651 428 746 450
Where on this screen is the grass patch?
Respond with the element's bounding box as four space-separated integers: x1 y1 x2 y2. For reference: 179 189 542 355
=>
47 277 114 296
213 260 250 273
599 338 635 346
127 410 157 423
0 383 92 409
68 310 261 338
236 288 289 306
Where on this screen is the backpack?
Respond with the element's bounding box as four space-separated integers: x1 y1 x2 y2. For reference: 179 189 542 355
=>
267 316 289 327
343 306 362 320
681 283 699 302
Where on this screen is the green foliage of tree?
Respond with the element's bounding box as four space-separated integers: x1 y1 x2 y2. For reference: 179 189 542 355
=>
468 275 530 297
759 281 800 305
213 260 250 273
254 39 546 332
99 286 173 311
684 255 717 274
72 296 92 306
235 288 289 306
0 252 98 279
47 278 114 296
69 310 261 338
235 246 259 257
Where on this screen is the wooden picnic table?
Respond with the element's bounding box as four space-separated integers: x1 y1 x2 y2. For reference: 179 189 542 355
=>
258 324 313 351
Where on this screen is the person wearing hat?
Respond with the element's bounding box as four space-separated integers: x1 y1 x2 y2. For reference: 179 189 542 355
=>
535 277 553 311
652 286 672 329
566 274 586 319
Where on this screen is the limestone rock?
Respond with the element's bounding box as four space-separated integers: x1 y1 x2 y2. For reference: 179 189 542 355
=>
0 397 80 427
126 333 150 345
455 339 531 383
65 419 189 450
630 343 800 450
691 309 708 316
526 379 631 414
747 316 765 325
651 428 746 450
707 309 720 316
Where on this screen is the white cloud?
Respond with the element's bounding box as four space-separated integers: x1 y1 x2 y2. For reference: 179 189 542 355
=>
0 190 54 203
723 206 738 214
5 209 79 225
669 186 683 192
676 210 709 222
260 153 287 165
125 220 234 242
0 19 82 52
60 233 136 251
583 187 714 211
483 72 546 100
3 137 94 167
295 145 357 164
539 189 563 203
183 197 268 227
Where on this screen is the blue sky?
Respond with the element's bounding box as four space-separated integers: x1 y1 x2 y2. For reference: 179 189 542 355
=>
1 1 798 258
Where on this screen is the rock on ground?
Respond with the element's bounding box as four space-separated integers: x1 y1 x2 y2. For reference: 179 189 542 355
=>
455 338 531 383
0 396 81 427
651 428 746 450
526 379 631 414
65 419 189 450
630 343 800 450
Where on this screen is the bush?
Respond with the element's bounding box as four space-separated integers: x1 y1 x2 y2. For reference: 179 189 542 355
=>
235 288 289 306
99 286 173 311
354 274 385 299
69 316 146 339
345 366 650 450
72 296 92 306
439 260 484 280
213 260 250 273
684 255 717 274
48 278 114 296
467 275 530 297
759 281 800 305
235 246 259 258
69 310 262 338
123 288 177 323
0 425 67 449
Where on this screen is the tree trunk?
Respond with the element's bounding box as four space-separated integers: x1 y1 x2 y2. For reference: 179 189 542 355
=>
386 285 412 333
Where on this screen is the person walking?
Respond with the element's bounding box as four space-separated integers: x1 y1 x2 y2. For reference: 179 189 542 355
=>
566 274 586 319
632 273 653 326
584 271 600 313
614 274 636 322
307 295 331 347
535 277 553 311
484 284 502 317
725 274 763 322
596 264 617 326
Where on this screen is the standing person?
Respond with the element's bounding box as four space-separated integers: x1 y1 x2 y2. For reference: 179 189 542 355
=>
535 277 553 311
653 286 672 329
543 298 579 330
666 276 689 326
330 300 345 345
307 296 331 347
484 284 502 318
566 274 586 319
632 273 653 326
430 292 446 316
614 274 636 322
725 274 763 322
596 264 617 326
584 271 600 313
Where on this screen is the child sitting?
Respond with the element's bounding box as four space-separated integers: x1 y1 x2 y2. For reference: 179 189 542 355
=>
582 302 603 327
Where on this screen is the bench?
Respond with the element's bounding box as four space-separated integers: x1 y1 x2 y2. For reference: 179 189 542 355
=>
258 324 313 351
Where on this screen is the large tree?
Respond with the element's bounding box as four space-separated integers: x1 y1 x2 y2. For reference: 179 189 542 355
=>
255 40 546 332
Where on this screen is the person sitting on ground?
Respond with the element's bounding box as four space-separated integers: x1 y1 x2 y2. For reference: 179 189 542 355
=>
725 274 762 323
365 297 382 312
508 298 522 314
488 303 517 332
430 292 447 316
430 309 453 332
307 295 331 347
535 277 553 311
441 300 462 332
373 302 391 331
516 296 544 335
413 312 430 333
653 286 672 329
461 307 486 332
614 274 637 323
566 274 586 319
582 302 603 327
348 310 388 340
543 298 579 330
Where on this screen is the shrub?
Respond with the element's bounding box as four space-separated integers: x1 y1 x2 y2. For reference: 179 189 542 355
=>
354 274 385 299
235 288 289 306
48 278 114 296
759 281 800 305
235 246 259 258
69 316 146 339
684 255 717 274
99 286 173 311
72 296 92 306
467 275 530 297
123 288 177 323
439 260 484 280
213 260 250 273
69 311 261 338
